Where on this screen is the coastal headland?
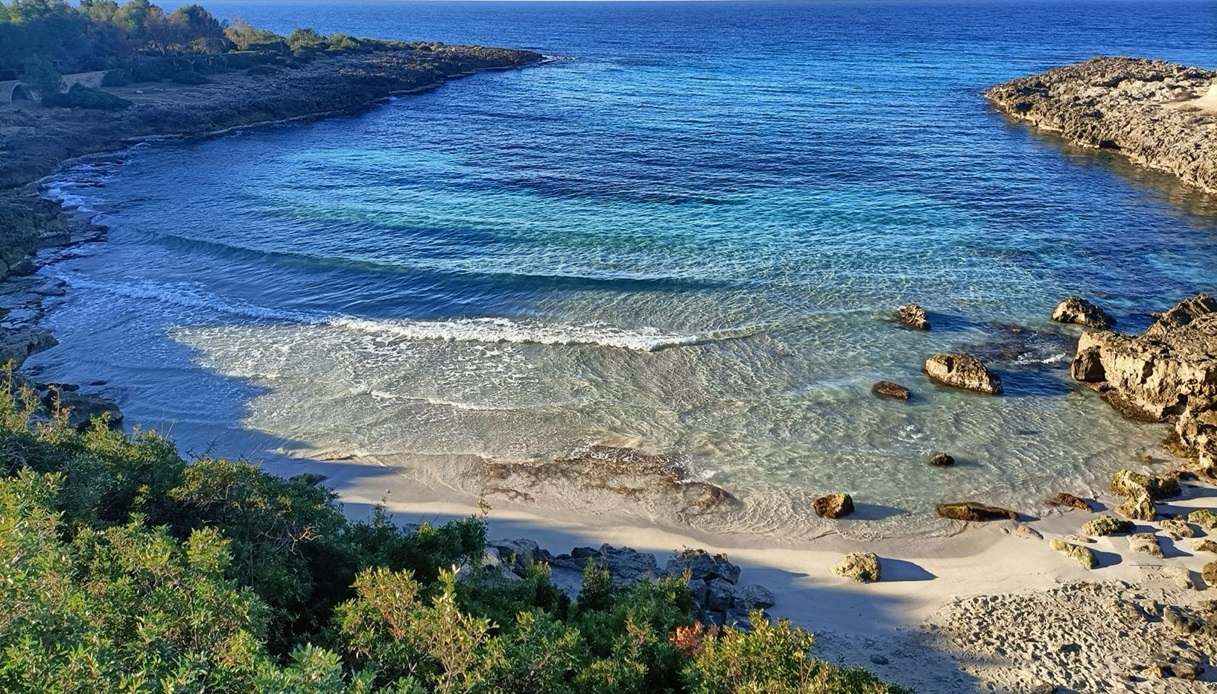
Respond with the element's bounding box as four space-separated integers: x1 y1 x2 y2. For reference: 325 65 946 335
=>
5 41 1217 691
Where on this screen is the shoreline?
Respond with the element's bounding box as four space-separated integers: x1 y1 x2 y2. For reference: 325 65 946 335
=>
7 50 1217 691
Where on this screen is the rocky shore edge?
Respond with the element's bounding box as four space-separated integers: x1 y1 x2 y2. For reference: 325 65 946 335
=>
985 56 1217 193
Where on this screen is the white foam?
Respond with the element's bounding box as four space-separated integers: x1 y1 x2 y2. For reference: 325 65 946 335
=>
327 316 763 353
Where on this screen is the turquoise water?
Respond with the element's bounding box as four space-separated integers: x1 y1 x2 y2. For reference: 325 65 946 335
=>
30 0 1217 537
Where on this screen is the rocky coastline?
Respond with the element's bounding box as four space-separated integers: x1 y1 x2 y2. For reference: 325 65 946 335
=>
986 56 1217 193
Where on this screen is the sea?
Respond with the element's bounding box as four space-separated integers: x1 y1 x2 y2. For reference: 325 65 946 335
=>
30 0 1217 538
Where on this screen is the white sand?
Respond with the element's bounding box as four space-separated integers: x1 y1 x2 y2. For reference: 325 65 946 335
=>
260 449 1217 692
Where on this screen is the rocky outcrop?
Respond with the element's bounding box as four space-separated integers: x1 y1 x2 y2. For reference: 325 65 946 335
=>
832 552 880 583
923 353 1002 394
871 381 911 400
936 502 1017 522
488 543 774 628
1051 297 1114 330
812 492 854 519
896 304 929 330
986 57 1217 193
41 387 123 431
0 327 56 368
1071 295 1217 478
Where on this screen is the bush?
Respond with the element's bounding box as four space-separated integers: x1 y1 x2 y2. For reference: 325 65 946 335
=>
100 67 133 86
42 83 132 109
170 69 209 84
0 374 904 692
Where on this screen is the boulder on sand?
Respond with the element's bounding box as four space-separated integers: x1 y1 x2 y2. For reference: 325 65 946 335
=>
1048 492 1092 511
1051 296 1115 329
1050 538 1097 569
833 552 880 583
1081 515 1134 537
871 381 911 400
896 304 929 330
923 353 1002 394
936 501 1017 522
812 492 854 519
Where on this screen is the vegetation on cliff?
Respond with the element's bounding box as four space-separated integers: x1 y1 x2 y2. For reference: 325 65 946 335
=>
0 373 904 693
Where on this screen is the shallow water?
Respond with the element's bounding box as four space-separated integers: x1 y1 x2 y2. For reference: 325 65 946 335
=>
28 0 1217 537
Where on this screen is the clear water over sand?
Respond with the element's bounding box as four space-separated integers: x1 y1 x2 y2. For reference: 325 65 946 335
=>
28 0 1217 538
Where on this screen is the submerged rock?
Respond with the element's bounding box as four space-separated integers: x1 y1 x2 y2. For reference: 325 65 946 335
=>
1050 538 1097 569
936 501 1017 522
1051 296 1115 329
812 492 854 519
833 552 880 583
896 304 929 330
871 381 911 400
923 353 1002 395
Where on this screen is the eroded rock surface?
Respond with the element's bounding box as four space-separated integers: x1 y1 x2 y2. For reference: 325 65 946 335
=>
936 502 1017 522
1051 296 1114 330
1071 294 1217 478
923 353 1002 394
896 304 929 330
986 57 1217 193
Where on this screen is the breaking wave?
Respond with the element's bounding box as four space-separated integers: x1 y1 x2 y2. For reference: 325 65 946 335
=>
328 316 765 353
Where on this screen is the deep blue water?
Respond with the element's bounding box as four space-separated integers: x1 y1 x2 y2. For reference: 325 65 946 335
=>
32 0 1217 537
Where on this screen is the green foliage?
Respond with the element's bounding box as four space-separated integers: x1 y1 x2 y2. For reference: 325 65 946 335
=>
223 16 279 50
0 382 904 692
287 26 324 52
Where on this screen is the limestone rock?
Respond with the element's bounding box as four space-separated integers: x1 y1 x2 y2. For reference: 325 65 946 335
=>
1189 509 1217 530
896 304 929 330
1117 493 1156 521
1048 492 1091 511
1195 539 1217 553
833 552 880 583
1111 469 1180 501
1129 533 1163 557
42 388 122 432
1082 515 1134 537
1161 519 1197 540
928 452 955 467
0 327 56 369
665 548 741 585
812 493 854 519
871 381 911 400
1071 295 1217 475
923 353 1002 395
1050 538 1097 569
1204 561 1217 587
986 58 1217 193
1051 296 1115 329
936 501 1017 522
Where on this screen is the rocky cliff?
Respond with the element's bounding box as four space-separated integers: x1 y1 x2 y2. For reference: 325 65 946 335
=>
986 57 1217 193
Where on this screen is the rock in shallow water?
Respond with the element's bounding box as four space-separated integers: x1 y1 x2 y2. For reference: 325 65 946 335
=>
896 303 929 330
923 352 1002 394
927 452 954 467
871 380 911 400
812 492 854 519
1051 296 1115 329
1048 492 1091 511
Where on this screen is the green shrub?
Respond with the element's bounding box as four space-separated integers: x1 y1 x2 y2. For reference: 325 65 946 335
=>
0 375 904 692
101 67 133 86
41 83 133 109
170 69 209 84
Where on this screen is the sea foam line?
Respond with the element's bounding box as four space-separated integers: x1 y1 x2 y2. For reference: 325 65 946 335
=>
328 316 763 353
